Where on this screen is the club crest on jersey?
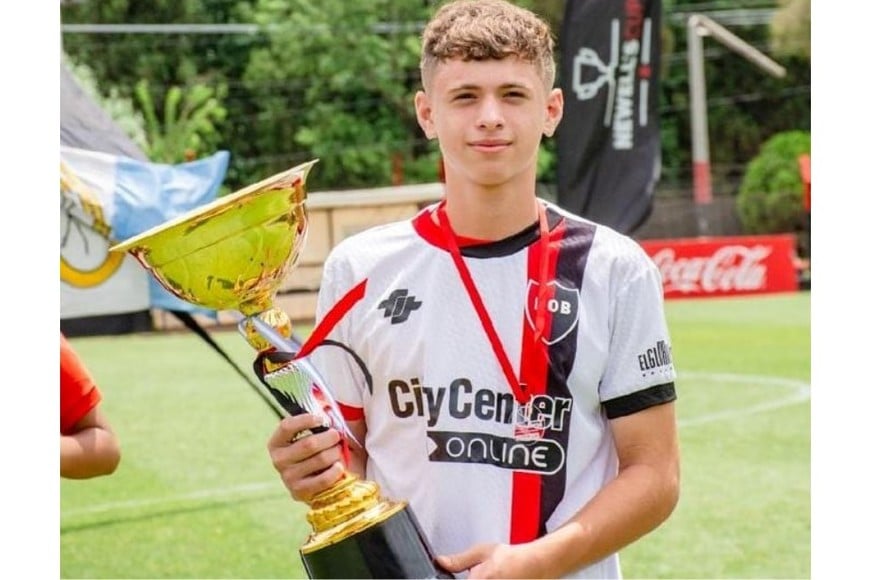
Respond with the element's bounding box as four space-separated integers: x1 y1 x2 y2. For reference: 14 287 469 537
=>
525 280 580 345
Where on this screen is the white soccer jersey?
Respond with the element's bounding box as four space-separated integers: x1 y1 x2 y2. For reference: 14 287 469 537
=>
306 199 676 579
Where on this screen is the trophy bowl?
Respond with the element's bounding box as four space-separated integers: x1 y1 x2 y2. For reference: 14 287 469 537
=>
110 160 450 579
110 159 315 317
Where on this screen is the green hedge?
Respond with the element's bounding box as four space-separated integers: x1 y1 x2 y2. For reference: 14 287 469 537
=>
736 131 810 234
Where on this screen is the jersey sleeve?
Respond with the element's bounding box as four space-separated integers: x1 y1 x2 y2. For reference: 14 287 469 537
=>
308 249 368 414
599 246 677 419
60 334 102 434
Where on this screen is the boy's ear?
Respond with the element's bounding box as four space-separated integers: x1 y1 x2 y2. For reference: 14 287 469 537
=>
415 91 437 140
543 88 564 138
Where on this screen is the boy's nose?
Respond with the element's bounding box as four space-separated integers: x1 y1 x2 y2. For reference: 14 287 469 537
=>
477 96 505 129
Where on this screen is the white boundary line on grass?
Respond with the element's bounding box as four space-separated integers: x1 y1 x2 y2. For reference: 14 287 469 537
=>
63 371 809 519
677 371 810 428
62 481 281 518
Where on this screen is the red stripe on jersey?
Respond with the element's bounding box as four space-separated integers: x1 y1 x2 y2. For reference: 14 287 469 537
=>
338 402 364 421
297 279 367 359
511 210 565 544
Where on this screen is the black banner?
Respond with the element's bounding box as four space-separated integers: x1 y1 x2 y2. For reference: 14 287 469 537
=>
556 0 662 234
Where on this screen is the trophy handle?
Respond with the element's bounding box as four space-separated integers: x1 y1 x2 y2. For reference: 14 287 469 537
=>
244 313 361 449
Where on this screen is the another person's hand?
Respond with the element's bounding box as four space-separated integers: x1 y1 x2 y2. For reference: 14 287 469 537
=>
437 541 549 579
267 413 346 503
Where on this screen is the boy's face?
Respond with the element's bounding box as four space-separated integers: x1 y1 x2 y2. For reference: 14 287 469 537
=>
415 56 563 188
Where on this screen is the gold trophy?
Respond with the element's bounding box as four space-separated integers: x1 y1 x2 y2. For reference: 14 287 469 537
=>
111 161 450 579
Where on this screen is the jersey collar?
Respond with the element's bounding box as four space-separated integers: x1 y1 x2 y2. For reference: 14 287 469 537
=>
412 201 562 258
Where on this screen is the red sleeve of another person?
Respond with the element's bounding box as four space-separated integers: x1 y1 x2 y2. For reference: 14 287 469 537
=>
798 154 811 212
60 334 102 434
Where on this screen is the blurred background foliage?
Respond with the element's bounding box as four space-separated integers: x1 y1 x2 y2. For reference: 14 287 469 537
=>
61 0 810 215
737 130 810 234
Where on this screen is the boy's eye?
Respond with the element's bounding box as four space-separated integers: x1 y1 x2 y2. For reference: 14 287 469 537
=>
505 91 526 99
453 93 475 101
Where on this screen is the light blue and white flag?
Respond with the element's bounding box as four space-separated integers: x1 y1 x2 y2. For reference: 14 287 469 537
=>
60 146 230 317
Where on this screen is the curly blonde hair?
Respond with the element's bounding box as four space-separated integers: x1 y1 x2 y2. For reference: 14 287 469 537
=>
420 0 556 90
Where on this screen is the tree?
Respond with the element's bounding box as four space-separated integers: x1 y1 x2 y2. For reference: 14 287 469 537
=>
655 0 810 195
770 0 810 59
242 0 434 189
135 80 227 163
61 0 258 182
60 0 810 196
736 130 810 234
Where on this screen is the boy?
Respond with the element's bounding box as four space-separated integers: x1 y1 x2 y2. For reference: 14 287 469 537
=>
268 1 679 577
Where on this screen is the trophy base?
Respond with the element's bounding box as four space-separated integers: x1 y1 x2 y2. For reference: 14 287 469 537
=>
300 502 452 579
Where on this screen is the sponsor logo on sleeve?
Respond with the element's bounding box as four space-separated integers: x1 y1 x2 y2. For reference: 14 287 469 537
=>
637 340 673 376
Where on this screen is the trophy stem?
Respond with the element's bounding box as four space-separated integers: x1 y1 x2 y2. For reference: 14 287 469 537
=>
241 307 293 354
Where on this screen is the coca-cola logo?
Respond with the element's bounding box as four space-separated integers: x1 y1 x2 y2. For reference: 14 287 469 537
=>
652 245 772 293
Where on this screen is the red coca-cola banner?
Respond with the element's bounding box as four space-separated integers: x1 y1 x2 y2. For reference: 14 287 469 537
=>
640 234 799 299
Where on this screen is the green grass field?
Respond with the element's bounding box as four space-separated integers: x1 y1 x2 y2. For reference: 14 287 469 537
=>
61 292 810 579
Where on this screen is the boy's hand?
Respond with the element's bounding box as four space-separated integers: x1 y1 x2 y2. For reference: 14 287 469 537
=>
437 542 548 579
267 413 346 503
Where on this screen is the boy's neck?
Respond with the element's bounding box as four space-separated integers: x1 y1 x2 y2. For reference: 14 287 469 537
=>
440 183 540 241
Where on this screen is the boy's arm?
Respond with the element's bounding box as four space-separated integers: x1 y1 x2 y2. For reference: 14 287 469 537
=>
437 401 680 579
534 401 680 576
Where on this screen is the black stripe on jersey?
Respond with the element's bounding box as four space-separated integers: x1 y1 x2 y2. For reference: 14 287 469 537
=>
320 339 374 394
539 210 597 536
602 382 677 419
461 211 563 258
547 215 595 385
